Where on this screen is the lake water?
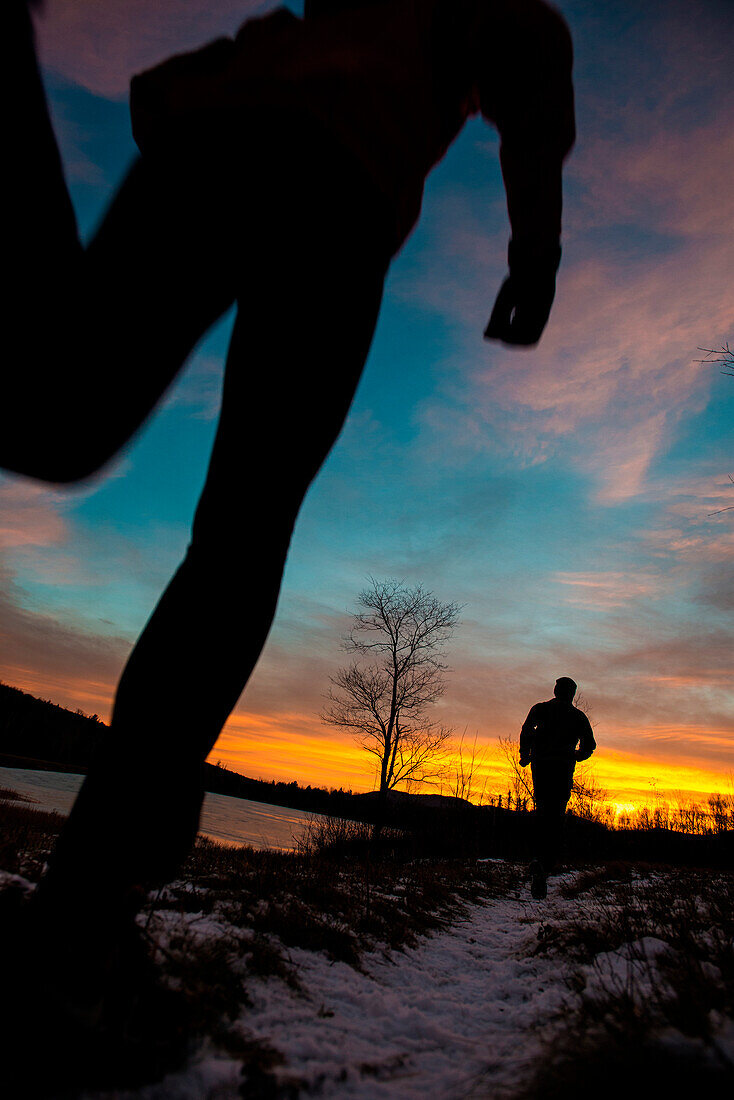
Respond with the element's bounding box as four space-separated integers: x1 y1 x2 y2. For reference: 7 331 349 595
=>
0 765 320 852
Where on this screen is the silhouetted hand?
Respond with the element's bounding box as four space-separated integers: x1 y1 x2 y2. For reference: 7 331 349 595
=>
519 753 530 768
484 240 562 347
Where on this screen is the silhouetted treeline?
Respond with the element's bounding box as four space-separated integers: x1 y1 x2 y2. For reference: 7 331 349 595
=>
0 682 104 771
617 797 734 836
344 798 734 868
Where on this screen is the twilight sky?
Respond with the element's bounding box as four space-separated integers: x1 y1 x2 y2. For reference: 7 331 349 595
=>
1 0 732 808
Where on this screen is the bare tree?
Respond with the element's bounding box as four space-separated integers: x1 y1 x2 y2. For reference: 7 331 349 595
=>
568 763 610 823
442 728 490 804
322 578 460 796
498 734 534 806
695 342 734 377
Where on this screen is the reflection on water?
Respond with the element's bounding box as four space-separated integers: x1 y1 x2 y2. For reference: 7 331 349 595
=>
0 766 318 851
197 791 315 851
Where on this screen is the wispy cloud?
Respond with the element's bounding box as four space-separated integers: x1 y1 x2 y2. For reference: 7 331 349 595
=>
0 563 125 718
0 480 70 549
552 570 667 609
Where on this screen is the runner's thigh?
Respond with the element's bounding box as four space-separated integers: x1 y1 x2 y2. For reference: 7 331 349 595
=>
192 151 391 541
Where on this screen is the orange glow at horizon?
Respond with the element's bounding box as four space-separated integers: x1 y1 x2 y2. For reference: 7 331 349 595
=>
209 710 733 811
208 712 379 792
5 670 731 812
5 667 116 721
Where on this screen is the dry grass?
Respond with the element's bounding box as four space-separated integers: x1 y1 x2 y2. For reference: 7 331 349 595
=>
0 786 32 801
168 825 516 966
0 796 65 880
517 865 734 1098
136 825 520 1094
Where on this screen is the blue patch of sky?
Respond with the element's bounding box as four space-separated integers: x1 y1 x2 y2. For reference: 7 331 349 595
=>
45 74 137 239
348 286 457 447
71 320 231 533
646 362 734 481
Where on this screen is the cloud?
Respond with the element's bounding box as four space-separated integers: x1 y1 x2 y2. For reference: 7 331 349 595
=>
569 108 734 239
611 632 733 690
33 0 275 99
0 480 70 549
430 604 734 773
552 570 668 609
0 464 180 597
0 477 108 588
472 229 731 501
645 529 734 565
406 205 731 502
635 472 734 576
644 471 734 514
695 571 734 613
0 562 125 718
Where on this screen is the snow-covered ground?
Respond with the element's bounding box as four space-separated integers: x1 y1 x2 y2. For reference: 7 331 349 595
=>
3 856 730 1098
107 868 586 1099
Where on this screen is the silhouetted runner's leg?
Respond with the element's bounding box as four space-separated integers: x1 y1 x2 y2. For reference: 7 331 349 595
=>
39 118 392 912
5 2 237 482
11 0 391 927
531 758 575 874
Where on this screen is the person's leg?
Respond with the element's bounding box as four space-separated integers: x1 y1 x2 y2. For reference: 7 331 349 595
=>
5 3 237 482
532 759 574 873
38 146 392 909
553 758 576 867
529 761 548 896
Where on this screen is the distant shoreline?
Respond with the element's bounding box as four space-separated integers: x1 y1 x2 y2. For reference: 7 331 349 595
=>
0 753 88 776
0 680 475 825
0 753 380 825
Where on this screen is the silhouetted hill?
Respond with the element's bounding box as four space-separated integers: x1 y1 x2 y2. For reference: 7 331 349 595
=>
355 790 472 810
0 681 104 772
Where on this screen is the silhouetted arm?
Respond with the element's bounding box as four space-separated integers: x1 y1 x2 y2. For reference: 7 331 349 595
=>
575 713 596 762
519 705 538 766
481 1 575 346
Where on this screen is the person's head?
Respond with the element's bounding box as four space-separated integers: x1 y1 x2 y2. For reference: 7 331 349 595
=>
554 676 577 702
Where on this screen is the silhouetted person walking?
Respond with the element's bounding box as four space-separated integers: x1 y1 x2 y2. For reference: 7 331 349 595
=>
6 0 575 1034
520 677 595 898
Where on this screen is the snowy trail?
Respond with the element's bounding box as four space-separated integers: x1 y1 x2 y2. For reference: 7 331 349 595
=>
139 875 580 1099
242 888 572 1097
